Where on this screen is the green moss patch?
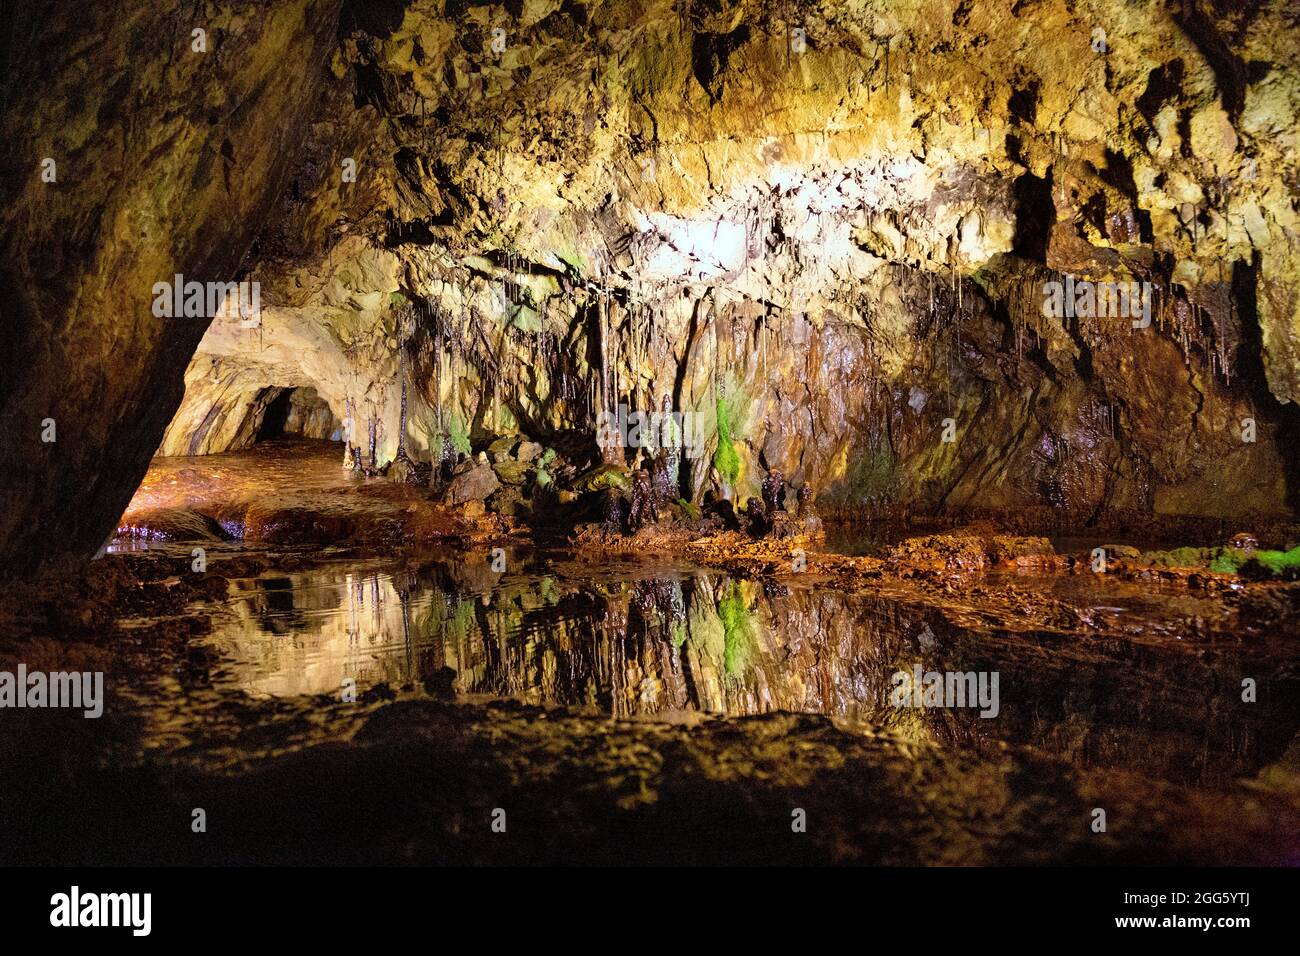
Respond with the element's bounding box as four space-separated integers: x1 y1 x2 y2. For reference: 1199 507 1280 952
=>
717 581 757 679
712 394 742 490
445 413 472 456
1142 544 1300 579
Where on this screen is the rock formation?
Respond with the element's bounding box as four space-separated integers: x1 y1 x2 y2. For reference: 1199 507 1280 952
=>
3 0 1300 573
0 0 344 574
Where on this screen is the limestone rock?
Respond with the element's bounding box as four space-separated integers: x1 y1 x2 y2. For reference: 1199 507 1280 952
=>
445 464 501 506
7 0 1300 576
492 460 530 486
0 0 344 575
488 436 519 463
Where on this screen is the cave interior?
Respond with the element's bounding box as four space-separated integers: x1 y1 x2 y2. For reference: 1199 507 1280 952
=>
1 0 1299 867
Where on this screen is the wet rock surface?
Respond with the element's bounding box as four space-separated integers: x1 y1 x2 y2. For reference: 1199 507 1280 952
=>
3 0 1300 869
8 0 1290 581
0 0 344 576
2 537 1299 865
445 462 502 507
118 440 495 547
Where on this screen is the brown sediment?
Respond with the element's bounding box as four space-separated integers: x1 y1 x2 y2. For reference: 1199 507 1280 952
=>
111 442 1299 636
118 440 505 548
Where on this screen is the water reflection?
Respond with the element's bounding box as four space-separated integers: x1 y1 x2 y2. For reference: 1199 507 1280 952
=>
204 553 1300 788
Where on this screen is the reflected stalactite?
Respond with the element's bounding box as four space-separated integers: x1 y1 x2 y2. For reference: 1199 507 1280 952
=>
200 549 1300 790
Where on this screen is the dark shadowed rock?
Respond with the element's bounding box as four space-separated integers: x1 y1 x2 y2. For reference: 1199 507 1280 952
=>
0 0 344 576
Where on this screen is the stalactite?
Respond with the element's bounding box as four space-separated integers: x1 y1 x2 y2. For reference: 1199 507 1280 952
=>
434 298 444 433
398 379 408 456
598 290 609 420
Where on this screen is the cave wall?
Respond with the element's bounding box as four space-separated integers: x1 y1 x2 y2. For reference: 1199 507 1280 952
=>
157 238 400 456
282 387 343 440
0 0 344 574
159 0 1298 520
4 0 1300 575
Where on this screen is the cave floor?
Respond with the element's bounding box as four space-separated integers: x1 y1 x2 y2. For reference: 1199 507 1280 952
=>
2 444 1299 865
115 438 482 546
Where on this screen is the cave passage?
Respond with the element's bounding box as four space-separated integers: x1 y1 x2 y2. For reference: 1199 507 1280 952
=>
254 389 296 443
253 386 342 444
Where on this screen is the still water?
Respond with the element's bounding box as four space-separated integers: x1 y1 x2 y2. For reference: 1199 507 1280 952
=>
189 548 1299 790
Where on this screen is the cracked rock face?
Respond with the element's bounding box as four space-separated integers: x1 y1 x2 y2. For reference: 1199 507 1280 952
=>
4 0 1300 571
0 0 344 575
